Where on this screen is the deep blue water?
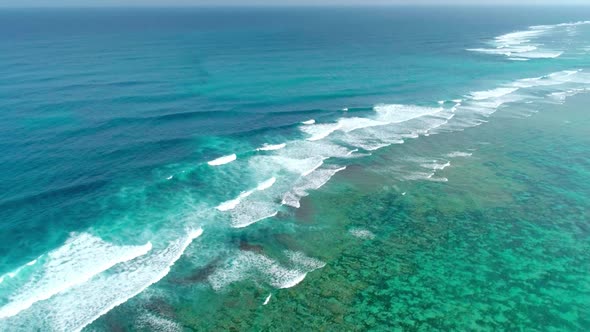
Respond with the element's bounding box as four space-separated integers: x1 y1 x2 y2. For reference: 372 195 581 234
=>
0 6 589 331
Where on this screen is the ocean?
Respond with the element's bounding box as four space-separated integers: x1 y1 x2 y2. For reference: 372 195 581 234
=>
0 6 589 331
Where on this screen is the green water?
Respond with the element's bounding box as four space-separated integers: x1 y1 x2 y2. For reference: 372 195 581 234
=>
2 8 590 330
145 94 590 331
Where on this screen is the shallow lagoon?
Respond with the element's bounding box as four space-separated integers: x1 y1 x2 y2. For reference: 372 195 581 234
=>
91 94 590 331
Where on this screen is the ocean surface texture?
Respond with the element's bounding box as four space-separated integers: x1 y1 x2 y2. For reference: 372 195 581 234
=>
0 7 589 331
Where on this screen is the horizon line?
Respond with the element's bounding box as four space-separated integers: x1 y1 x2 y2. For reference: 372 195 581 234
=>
2 3 590 8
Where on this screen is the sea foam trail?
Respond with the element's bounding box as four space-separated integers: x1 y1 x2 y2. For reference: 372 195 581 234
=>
256 156 327 176
208 154 236 166
437 83 521 131
230 203 278 228
440 69 590 133
512 70 581 88
467 21 590 60
256 177 277 191
228 68 589 234
335 105 450 151
0 233 152 319
420 161 451 171
216 190 254 212
470 87 519 101
208 251 325 291
0 259 38 285
223 140 352 228
299 104 443 146
0 229 203 332
349 228 376 240
447 151 473 158
216 177 276 212
301 117 385 141
282 166 346 208
256 143 286 151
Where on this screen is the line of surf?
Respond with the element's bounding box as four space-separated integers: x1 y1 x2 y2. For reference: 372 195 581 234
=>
216 177 277 212
0 229 203 332
0 233 152 319
208 154 236 166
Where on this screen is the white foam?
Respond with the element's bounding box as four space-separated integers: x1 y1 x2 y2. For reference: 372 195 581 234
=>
0 233 152 319
0 258 38 284
216 177 276 212
256 143 286 151
230 203 278 228
279 273 307 289
263 293 272 305
513 70 581 88
549 87 590 102
301 119 315 125
301 117 387 141
283 166 346 208
467 21 586 60
0 259 35 285
352 140 395 151
549 91 568 101
420 161 451 171
166 175 173 180
556 20 590 27
342 107 349 112
273 140 351 160
208 252 305 290
256 177 277 191
216 190 254 212
349 228 376 240
402 172 436 181
136 311 181 332
207 154 236 166
302 122 342 141
470 87 519 100
258 156 326 176
302 159 325 177
495 29 546 46
446 151 472 158
339 104 449 149
0 229 203 332
208 251 324 291
285 251 326 271
517 51 563 59
334 105 446 149
374 104 443 123
467 45 537 56
346 148 359 156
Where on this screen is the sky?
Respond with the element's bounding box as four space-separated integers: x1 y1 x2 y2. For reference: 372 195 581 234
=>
1 0 589 7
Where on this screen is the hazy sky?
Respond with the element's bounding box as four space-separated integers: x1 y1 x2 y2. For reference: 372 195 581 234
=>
2 0 589 7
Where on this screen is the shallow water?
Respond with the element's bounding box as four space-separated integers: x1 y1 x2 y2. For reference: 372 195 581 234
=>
0 7 589 331
119 93 586 331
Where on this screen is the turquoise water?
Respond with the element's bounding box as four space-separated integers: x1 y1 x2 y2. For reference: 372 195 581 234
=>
0 7 589 331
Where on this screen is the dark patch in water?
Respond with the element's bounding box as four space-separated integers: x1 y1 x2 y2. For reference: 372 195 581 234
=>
144 298 177 319
170 257 224 285
185 257 224 283
238 241 264 254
